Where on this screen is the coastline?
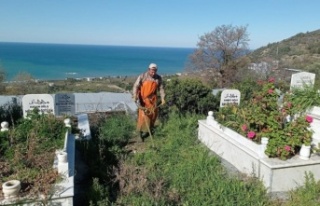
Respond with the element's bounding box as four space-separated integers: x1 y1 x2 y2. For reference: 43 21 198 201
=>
2 73 182 95
4 71 183 84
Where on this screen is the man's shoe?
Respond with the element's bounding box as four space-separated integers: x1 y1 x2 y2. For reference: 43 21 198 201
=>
139 131 150 142
141 132 149 139
139 132 145 142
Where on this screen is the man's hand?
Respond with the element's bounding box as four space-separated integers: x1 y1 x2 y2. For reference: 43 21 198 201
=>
161 99 166 106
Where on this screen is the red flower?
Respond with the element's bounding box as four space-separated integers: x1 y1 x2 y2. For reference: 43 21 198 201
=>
306 115 313 123
241 124 247 132
247 131 256 139
257 80 264 85
284 145 291 151
268 77 275 83
268 89 273 94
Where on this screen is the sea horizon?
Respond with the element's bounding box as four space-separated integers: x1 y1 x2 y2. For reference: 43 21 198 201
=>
0 42 195 81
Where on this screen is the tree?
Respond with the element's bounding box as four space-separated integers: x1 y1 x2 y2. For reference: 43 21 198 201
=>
188 24 250 87
9 72 36 94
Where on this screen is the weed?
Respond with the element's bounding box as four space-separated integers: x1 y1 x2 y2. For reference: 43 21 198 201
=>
0 108 66 200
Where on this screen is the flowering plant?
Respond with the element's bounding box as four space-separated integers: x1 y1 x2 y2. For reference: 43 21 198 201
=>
216 78 314 160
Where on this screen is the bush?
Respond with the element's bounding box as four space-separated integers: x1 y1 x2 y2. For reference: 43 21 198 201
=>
164 78 219 115
0 131 9 156
10 108 66 154
0 101 23 126
286 85 320 113
215 78 314 160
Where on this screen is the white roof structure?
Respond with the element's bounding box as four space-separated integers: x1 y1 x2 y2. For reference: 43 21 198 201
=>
73 92 137 114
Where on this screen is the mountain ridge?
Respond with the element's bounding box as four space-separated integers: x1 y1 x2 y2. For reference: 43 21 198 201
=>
249 29 320 72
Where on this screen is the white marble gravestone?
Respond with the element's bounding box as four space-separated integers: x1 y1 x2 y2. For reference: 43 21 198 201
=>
220 89 241 107
290 71 315 90
22 94 54 117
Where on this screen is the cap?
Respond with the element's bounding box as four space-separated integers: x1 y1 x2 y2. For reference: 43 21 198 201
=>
149 63 157 70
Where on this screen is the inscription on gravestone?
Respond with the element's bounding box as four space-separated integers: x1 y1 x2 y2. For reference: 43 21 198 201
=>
22 94 54 117
54 93 75 116
220 89 241 107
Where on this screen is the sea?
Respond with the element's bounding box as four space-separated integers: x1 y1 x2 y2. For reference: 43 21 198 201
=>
0 42 195 81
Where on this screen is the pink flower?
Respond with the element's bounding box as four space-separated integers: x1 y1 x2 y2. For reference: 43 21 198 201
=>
268 89 273 94
268 77 275 83
284 145 291 151
247 131 256 139
241 124 247 132
306 115 313 123
287 102 292 108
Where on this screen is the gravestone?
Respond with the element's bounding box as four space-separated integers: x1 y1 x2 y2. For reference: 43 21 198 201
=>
22 94 54 117
54 93 75 116
290 71 315 90
220 89 241 107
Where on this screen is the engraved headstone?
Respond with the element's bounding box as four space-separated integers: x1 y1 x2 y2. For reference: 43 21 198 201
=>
22 94 54 117
220 89 241 107
290 72 315 90
54 93 75 116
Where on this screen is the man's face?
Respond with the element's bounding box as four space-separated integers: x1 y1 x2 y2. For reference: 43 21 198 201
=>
148 68 157 77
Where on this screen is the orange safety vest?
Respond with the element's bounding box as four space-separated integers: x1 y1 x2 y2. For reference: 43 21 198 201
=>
137 80 158 132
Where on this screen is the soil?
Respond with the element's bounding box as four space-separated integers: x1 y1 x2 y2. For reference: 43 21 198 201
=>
125 135 149 153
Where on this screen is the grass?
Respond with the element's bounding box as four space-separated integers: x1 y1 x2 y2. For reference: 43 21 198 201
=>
81 111 320 205
88 112 269 205
1 104 319 205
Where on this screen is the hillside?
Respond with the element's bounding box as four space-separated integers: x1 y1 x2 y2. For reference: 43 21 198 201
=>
249 29 320 72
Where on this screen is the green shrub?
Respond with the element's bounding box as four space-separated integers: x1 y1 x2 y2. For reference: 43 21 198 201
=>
164 78 219 116
286 85 320 113
88 178 110 206
10 109 66 154
0 101 23 125
232 78 260 102
0 130 10 155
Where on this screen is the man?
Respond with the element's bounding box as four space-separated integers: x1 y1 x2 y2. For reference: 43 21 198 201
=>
132 63 165 141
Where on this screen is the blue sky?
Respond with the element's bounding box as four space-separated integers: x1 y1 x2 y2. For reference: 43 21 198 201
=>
0 0 319 49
